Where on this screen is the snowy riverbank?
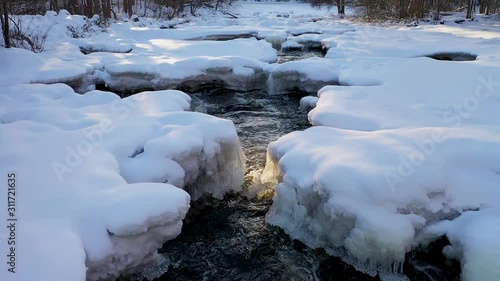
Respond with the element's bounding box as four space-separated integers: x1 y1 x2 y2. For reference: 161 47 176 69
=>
1 2 499 281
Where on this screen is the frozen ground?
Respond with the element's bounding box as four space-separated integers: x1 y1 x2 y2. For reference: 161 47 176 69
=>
0 1 500 281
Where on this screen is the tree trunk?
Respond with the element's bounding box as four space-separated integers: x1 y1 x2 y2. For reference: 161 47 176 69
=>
336 0 345 15
436 0 442 21
480 0 491 14
399 0 407 18
1 0 9 48
102 0 111 19
56 0 60 12
466 0 475 18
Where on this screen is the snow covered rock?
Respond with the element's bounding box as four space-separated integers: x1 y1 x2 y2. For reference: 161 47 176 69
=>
280 40 304 51
299 96 318 111
267 57 339 95
287 33 329 51
258 32 287 50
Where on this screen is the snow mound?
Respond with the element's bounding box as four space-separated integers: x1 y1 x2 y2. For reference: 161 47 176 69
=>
88 38 276 93
0 84 245 281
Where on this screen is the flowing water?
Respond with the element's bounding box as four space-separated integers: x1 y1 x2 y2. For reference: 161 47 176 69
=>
136 88 378 281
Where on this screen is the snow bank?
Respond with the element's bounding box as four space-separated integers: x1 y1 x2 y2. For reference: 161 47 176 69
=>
103 55 271 93
323 25 499 61
262 126 500 277
309 57 500 130
0 84 245 281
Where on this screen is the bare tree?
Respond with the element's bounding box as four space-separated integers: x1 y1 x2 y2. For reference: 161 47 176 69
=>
337 0 346 15
1 0 9 47
304 0 499 20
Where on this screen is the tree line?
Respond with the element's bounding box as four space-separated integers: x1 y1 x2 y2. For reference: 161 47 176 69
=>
309 0 500 19
1 0 233 19
1 0 234 48
1 0 499 49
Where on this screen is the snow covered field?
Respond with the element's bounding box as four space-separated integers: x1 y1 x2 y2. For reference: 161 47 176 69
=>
0 1 500 281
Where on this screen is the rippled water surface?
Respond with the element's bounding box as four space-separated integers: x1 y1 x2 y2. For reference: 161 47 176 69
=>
125 88 375 281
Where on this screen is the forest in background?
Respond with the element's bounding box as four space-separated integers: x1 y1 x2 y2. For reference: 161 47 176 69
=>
1 0 499 49
312 0 499 19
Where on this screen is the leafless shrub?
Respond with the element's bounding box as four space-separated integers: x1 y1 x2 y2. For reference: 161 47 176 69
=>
66 15 101 38
9 16 53 52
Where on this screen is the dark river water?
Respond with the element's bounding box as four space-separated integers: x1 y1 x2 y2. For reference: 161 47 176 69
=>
145 89 379 281
119 51 460 281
